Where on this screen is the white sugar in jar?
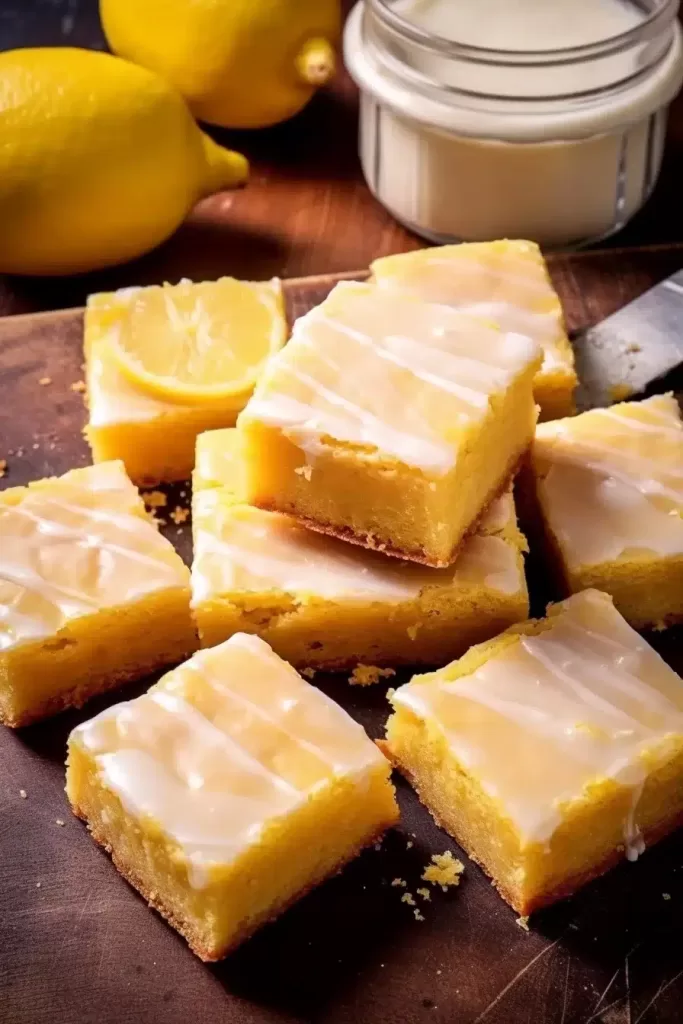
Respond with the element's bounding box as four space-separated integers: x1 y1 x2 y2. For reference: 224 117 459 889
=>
344 0 683 248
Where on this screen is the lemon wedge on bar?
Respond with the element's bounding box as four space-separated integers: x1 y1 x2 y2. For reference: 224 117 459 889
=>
106 277 286 404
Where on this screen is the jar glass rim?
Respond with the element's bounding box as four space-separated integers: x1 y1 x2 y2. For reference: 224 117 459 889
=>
369 0 679 63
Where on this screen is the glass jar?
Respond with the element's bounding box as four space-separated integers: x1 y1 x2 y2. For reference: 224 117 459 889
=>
344 0 683 248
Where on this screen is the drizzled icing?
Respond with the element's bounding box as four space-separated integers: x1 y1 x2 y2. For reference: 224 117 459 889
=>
0 462 189 652
371 241 573 375
192 431 524 604
72 633 388 883
239 282 540 474
534 395 683 566
392 589 683 849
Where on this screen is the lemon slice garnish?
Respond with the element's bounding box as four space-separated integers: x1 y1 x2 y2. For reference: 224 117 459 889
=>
107 277 286 404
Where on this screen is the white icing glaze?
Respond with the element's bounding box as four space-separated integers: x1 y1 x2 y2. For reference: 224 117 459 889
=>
72 634 388 882
240 281 541 474
372 244 572 376
192 491 522 604
534 396 683 566
392 590 683 847
191 432 524 606
0 462 188 652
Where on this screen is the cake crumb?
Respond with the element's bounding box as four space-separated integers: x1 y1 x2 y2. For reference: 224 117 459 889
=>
38 376 52 386
35 882 41 888
608 383 633 403
407 624 419 641
170 506 189 525
663 892 671 900
55 819 65 827
406 840 413 849
422 851 465 890
436 970 442 976
349 664 396 687
32 443 40 450
391 877 407 888
0 459 6 479
19 789 27 799
142 490 167 509
417 887 431 901
70 379 86 393
401 892 416 906
516 915 530 931
414 908 425 922
301 668 317 680
294 464 312 481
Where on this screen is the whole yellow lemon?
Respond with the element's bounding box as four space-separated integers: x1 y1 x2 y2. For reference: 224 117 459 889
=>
0 47 248 276
100 0 341 129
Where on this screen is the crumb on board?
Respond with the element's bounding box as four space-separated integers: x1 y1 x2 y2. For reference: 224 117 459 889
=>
422 851 465 891
391 878 407 888
70 380 86 393
19 789 27 799
406 839 413 849
142 490 167 509
516 915 530 931
608 383 633 403
170 506 189 525
417 887 431 901
35 882 41 888
301 668 316 680
401 892 416 906
414 908 425 922
663 893 672 900
348 664 396 687
55 819 65 827
0 459 6 479
38 376 52 386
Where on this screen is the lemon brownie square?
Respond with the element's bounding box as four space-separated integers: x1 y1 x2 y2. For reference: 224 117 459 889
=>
238 281 541 567
0 461 196 727
191 428 529 668
372 240 577 421
383 589 683 916
66 633 399 961
85 277 286 485
522 394 683 629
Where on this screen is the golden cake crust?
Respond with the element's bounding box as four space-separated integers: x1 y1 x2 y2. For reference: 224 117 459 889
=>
379 742 683 916
70 798 394 961
254 449 526 569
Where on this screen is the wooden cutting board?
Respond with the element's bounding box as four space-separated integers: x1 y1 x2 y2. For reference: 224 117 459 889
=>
1 245 683 1024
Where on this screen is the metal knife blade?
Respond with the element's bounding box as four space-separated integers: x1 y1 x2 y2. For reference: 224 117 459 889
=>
572 268 683 411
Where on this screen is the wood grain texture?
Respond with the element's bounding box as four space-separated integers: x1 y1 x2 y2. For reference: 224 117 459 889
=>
3 1 683 318
1 248 683 1024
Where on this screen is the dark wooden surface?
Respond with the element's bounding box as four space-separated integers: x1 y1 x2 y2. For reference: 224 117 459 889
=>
3 0 683 319
2 248 683 1024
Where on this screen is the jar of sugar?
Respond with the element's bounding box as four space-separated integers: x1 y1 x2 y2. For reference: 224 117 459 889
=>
344 0 683 248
